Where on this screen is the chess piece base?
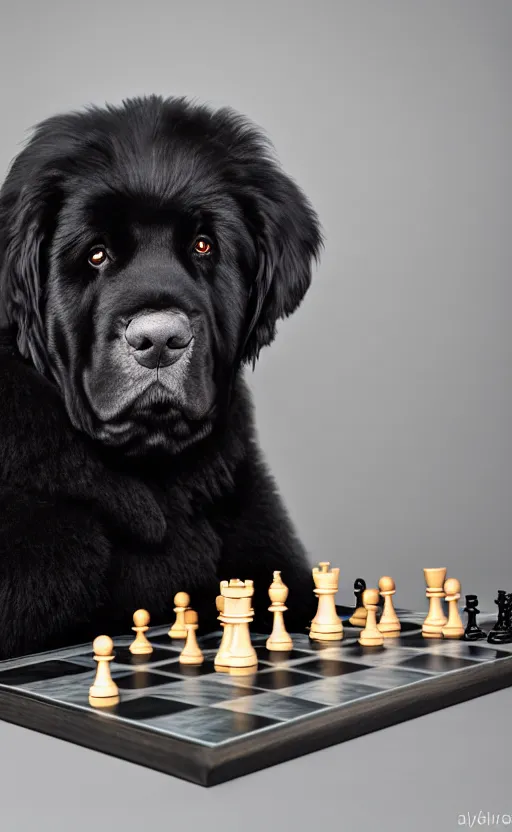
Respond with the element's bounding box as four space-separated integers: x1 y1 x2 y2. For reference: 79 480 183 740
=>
228 665 257 677
309 630 343 642
225 654 258 668
179 653 204 665
89 683 118 699
380 629 400 638
487 630 512 644
89 694 119 708
422 620 445 638
349 612 367 627
442 627 464 639
358 633 384 647
463 629 487 641
129 643 153 655
266 636 293 651
378 621 401 635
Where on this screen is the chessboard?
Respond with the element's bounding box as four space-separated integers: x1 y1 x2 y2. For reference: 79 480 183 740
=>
0 607 510 787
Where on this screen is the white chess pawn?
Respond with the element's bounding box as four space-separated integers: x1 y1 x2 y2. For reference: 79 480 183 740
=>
442 578 464 639
179 610 204 665
168 592 190 639
266 571 293 651
129 609 153 654
422 567 448 638
358 589 384 647
89 635 119 706
377 576 401 637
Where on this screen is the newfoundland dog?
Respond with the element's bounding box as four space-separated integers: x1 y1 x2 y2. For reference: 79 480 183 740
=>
0 95 322 659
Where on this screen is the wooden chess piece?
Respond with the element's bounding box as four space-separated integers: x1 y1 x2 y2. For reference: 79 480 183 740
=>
463 594 486 641
129 609 153 654
309 562 343 642
442 578 464 639
377 576 401 637
89 635 119 706
358 589 384 647
216 594 225 625
179 610 204 665
422 567 448 638
349 578 367 626
214 579 257 669
168 592 190 639
266 571 293 651
214 590 232 671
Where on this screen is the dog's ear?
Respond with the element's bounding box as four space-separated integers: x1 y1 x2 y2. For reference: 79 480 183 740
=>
0 170 60 373
240 167 323 366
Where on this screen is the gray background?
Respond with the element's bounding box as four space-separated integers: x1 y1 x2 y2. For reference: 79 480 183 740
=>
0 0 511 829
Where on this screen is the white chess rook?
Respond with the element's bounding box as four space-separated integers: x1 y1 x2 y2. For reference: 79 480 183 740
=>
309 562 343 642
214 579 257 669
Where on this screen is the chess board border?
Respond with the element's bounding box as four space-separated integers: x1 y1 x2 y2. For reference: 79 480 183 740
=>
0 612 511 786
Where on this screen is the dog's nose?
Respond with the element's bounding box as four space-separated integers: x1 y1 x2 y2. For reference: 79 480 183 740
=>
125 310 193 369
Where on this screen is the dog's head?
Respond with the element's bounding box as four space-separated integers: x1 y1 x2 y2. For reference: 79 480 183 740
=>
0 95 322 456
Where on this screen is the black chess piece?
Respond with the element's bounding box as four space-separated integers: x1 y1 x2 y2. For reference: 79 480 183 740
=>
487 590 512 644
347 578 367 626
463 594 486 641
354 578 366 610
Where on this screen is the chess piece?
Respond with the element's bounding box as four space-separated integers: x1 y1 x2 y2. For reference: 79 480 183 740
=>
168 592 190 639
129 609 153 654
89 635 119 705
349 578 367 627
358 589 384 647
463 594 486 641
266 571 293 651
377 576 401 637
309 562 343 641
214 579 257 669
441 578 464 638
216 594 225 625
179 610 204 665
214 591 232 670
422 567 448 638
488 590 512 644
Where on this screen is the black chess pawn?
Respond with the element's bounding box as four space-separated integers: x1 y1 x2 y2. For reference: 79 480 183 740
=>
349 578 367 626
487 590 512 644
463 594 486 641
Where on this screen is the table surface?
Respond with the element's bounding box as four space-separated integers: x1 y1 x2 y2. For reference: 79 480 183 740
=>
0 684 509 832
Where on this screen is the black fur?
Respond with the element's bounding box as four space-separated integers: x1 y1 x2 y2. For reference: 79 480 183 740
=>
0 95 322 659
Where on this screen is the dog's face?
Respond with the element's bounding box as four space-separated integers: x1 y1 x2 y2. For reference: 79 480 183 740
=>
0 96 321 456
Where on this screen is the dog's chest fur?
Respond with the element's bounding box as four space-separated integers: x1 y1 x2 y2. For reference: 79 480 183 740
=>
0 346 244 625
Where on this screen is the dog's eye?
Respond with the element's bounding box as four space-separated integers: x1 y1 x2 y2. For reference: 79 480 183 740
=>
88 247 109 268
193 238 212 256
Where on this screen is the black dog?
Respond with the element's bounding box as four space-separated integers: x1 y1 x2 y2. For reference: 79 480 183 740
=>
0 95 322 659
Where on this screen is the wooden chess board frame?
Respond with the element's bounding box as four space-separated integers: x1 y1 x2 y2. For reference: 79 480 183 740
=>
0 610 510 786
